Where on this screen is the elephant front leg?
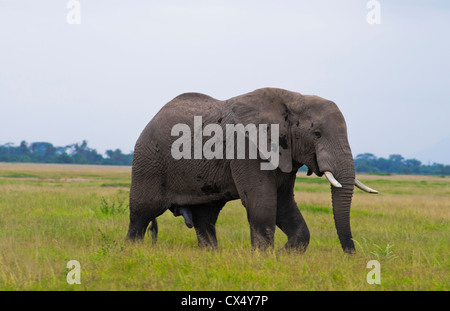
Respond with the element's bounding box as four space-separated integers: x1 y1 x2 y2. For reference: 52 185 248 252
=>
276 196 310 252
231 160 277 251
191 203 224 249
246 199 277 250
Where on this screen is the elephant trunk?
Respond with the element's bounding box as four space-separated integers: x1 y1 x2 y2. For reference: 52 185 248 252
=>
317 143 356 253
331 174 355 254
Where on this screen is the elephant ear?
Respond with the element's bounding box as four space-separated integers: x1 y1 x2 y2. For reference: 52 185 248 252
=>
230 91 293 173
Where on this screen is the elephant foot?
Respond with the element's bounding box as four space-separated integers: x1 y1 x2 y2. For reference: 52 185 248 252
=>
283 241 309 253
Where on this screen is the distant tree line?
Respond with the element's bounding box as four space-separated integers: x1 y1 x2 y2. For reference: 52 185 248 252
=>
0 140 133 166
353 153 450 176
0 141 449 175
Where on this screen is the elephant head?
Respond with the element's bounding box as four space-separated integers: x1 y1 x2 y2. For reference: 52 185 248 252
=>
231 88 377 253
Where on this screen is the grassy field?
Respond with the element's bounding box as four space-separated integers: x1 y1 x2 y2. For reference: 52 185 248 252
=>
0 163 448 290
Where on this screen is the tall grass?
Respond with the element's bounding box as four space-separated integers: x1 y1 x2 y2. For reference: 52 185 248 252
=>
0 163 448 290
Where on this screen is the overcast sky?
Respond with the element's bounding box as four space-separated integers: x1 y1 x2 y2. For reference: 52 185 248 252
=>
1 1 449 164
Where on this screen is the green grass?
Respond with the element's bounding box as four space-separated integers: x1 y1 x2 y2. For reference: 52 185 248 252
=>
0 163 448 290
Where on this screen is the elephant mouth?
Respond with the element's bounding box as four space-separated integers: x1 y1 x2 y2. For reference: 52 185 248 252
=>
306 153 323 177
306 153 379 194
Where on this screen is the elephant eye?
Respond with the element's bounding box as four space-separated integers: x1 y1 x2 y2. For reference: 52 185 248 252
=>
314 131 321 138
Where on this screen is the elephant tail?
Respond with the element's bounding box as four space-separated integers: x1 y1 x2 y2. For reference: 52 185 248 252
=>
148 219 158 244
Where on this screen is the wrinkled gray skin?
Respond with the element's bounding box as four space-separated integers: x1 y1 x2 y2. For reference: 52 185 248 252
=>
126 88 357 253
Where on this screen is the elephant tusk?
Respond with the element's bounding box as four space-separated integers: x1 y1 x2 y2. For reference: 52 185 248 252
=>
354 179 378 194
324 171 342 188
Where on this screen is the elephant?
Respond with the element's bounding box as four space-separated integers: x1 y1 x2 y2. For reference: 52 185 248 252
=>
126 88 378 254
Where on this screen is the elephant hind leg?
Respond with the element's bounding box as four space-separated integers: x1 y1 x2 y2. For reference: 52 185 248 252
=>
148 219 158 244
126 200 167 242
126 216 150 241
